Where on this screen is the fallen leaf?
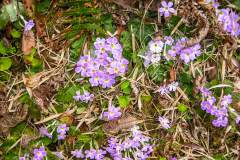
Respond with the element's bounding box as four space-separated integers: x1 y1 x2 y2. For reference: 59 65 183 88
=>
35 16 47 38
169 66 176 82
103 115 143 134
22 30 35 55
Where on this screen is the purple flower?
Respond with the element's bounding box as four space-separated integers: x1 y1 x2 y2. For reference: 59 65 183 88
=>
19 157 25 160
39 127 52 139
212 108 228 121
89 73 102 87
95 149 107 160
74 90 94 103
94 38 106 50
141 144 153 155
85 149 97 159
216 9 240 36
158 116 171 129
180 48 196 64
221 95 232 107
206 96 216 105
169 156 177 160
57 124 69 140
99 75 115 88
236 116 240 125
199 87 212 97
149 40 164 53
157 86 169 95
57 124 69 134
201 101 214 114
33 146 47 160
106 37 123 57
159 1 176 17
54 152 64 159
102 105 122 121
57 133 66 140
71 149 84 158
134 150 149 160
212 116 228 127
164 36 174 45
24 20 35 32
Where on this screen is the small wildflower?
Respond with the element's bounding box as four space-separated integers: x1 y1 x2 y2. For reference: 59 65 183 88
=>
157 86 169 95
85 149 97 159
158 116 171 129
199 87 212 97
24 20 35 32
159 1 176 17
71 149 84 158
95 149 107 160
74 90 94 103
221 95 232 107
212 116 228 127
149 40 164 53
33 146 47 160
57 124 69 140
39 127 52 139
164 36 174 45
102 105 122 121
168 81 178 92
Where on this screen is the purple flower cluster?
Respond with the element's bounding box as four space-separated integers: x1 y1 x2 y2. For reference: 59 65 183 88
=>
199 87 232 127
39 126 52 139
167 38 201 64
143 37 201 67
159 1 177 18
216 8 240 36
106 126 153 160
57 124 69 140
73 90 94 103
157 81 179 95
101 105 122 121
71 149 106 160
33 146 47 160
75 37 129 88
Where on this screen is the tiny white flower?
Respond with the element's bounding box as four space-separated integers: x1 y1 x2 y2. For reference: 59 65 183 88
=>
168 81 178 92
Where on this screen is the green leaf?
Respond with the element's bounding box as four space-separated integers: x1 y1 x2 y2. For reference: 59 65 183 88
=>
11 29 21 38
56 85 81 103
0 40 7 55
36 0 51 13
2 1 24 22
177 103 188 113
120 80 131 94
0 57 12 71
118 95 130 108
77 134 91 143
141 95 152 102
